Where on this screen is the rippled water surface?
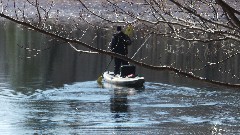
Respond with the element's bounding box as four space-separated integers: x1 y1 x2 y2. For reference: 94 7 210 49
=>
1 79 240 134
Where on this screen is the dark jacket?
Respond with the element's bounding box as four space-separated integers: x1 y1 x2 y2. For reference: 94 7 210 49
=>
110 31 132 55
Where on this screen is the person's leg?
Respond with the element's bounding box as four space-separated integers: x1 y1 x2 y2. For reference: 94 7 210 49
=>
121 59 129 66
114 58 121 75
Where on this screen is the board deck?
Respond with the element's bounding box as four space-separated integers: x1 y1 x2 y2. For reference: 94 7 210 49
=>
103 72 145 87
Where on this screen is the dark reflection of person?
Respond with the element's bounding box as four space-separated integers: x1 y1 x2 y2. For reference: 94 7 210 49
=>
110 89 129 119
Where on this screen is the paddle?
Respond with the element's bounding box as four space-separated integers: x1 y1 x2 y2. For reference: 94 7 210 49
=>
124 24 133 37
97 58 113 84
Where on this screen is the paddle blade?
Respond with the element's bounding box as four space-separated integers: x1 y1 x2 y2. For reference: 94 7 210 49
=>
97 75 103 84
124 24 133 37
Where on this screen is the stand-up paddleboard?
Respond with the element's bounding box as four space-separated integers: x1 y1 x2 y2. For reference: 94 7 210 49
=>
103 71 145 87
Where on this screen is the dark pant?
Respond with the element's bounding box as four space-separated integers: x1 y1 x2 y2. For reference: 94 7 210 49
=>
114 58 129 75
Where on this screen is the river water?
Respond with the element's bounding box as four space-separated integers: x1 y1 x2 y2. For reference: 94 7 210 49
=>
0 21 240 134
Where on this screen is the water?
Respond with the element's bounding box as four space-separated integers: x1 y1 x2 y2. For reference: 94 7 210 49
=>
1 80 240 134
1 21 240 134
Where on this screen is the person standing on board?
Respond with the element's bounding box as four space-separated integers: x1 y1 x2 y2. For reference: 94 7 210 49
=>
110 26 132 75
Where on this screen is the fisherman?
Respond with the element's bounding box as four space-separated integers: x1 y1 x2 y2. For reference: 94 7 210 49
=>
110 26 132 75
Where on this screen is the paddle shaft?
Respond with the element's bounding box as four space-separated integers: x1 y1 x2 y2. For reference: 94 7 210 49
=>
104 58 113 72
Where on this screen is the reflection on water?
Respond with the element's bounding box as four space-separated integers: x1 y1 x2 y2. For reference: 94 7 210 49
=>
0 21 240 134
110 89 129 113
1 81 240 134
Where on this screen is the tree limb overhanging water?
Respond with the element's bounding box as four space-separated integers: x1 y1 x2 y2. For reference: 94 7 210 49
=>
0 0 240 87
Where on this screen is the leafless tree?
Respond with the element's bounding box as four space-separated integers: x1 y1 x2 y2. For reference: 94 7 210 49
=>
0 0 240 87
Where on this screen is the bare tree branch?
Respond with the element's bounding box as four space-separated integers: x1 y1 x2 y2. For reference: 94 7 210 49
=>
1 0 240 87
216 0 240 28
